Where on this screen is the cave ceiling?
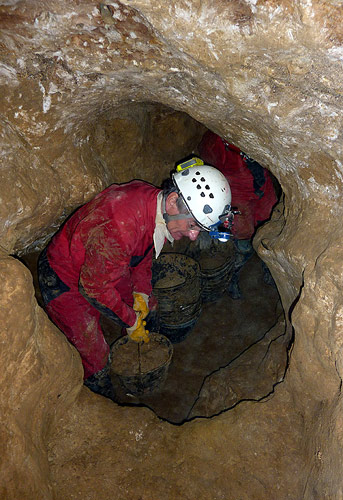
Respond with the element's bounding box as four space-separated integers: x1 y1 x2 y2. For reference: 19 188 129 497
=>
0 0 342 255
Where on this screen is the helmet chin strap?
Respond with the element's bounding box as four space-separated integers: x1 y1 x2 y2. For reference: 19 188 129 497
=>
162 195 194 224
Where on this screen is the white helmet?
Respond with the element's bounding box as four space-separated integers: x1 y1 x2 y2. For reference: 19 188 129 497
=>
172 158 232 230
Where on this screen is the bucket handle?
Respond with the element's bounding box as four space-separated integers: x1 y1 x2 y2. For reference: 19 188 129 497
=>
159 299 200 314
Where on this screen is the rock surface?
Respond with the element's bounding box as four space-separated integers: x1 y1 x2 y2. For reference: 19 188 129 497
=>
188 319 288 419
1 0 343 499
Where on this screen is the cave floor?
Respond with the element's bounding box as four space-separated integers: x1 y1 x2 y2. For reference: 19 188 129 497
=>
23 249 282 425
101 252 283 424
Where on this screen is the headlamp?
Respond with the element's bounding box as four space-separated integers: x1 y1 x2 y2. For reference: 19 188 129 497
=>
209 214 233 242
210 230 232 242
209 225 233 242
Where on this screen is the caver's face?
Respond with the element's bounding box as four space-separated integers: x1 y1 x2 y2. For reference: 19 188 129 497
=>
165 192 201 241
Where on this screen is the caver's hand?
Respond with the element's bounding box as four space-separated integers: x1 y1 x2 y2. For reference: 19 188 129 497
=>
133 292 149 320
126 313 150 343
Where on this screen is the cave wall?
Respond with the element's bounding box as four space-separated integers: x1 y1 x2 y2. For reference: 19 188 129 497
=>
1 100 206 255
0 249 83 499
1 0 343 498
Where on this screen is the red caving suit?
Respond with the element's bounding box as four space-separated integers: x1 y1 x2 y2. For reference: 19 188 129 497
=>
42 181 160 379
198 131 277 239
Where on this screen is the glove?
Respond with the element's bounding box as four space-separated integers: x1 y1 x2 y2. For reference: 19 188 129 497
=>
133 292 149 320
126 312 150 343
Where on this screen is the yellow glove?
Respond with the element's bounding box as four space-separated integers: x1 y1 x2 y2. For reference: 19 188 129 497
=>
127 314 150 343
133 292 149 320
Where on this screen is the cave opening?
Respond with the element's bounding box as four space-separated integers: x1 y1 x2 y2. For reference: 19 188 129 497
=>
20 101 287 425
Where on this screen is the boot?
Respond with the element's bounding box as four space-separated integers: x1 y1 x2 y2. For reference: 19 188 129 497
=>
262 261 276 288
84 359 116 401
227 272 242 300
227 239 254 300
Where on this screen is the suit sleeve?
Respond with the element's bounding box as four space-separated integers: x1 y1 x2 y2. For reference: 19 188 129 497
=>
130 246 154 296
79 223 137 328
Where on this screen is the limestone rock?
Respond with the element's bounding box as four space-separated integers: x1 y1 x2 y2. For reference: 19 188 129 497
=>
189 320 289 418
0 252 83 499
0 0 343 498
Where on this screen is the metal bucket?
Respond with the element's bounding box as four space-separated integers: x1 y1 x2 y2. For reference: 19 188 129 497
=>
110 333 173 396
152 253 202 343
